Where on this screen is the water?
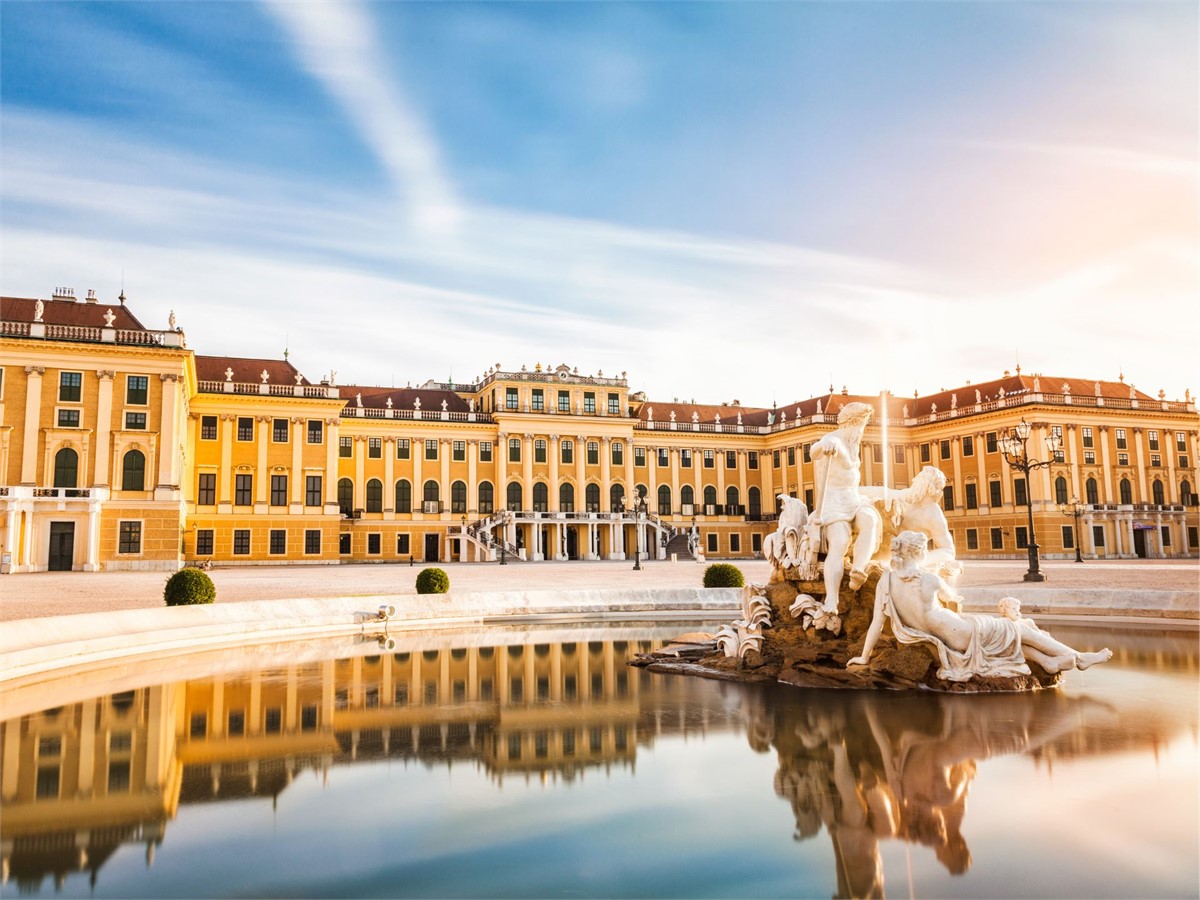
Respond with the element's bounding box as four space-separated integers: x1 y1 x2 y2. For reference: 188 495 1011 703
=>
1 622 1196 899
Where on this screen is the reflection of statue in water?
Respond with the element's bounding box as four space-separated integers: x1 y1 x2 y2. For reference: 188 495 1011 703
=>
806 402 883 612
850 532 1111 681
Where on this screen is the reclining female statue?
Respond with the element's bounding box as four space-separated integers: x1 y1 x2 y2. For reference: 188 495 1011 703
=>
848 531 1111 681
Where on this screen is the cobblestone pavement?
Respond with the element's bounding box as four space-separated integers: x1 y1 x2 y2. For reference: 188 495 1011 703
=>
1 557 1196 622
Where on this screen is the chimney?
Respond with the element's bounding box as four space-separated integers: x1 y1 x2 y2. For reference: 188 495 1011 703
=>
86 289 97 303
51 287 75 301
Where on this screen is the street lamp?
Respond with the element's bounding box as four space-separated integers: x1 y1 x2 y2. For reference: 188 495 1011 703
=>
998 418 1062 582
631 490 647 571
1060 495 1084 563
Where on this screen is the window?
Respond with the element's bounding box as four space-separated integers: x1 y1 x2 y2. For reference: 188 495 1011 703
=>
681 449 692 468
706 533 717 553
1116 428 1127 450
57 409 80 428
53 448 78 488
920 443 931 463
748 486 761 519
395 480 411 513
1161 525 1171 547
586 483 600 512
635 447 646 467
126 375 148 405
584 392 596 413
704 485 718 510
269 529 287 554
1014 477 1027 506
1046 475 1067 507
1119 478 1133 504
507 482 523 511
703 449 714 468
1093 525 1106 548
118 521 141 554
657 448 669 467
893 445 904 464
304 529 321 554
124 411 146 430
235 473 252 506
479 441 492 462
1177 432 1187 452
1152 479 1165 506
989 480 1003 508
965 482 978 510
452 480 467 513
1181 455 1190 469
1086 477 1099 505
533 482 548 512
773 450 780 468
966 528 979 550
870 444 881 464
805 488 814 509
748 451 758 469
587 442 599 465
397 438 410 459
730 534 741 553
1084 450 1096 464
368 533 381 555
657 485 671 516
1015 527 1028 549
1082 427 1094 449
942 485 954 511
534 439 547 463
560 483 575 512
271 418 289 442
366 479 383 513
59 371 82 402
558 390 570 412
339 436 353 458
1062 526 1074 549
609 484 624 512
1151 454 1162 467
1148 430 1159 451
197 473 216 505
201 416 217 440
396 534 410 555
506 387 518 410
531 389 544 411
509 438 521 462
307 420 323 444
962 436 974 457
608 393 620 415
939 439 951 460
122 450 146 491
986 431 998 453
453 440 465 461
478 482 494 513
425 439 438 460
681 485 694 511
196 529 214 555
271 475 288 506
1117 452 1129 466
612 442 624 466
339 533 351 554
1182 480 1195 507
368 437 382 459
237 417 254 441
990 527 1003 550
751 533 762 553
422 480 441 512
305 475 322 507
1189 527 1199 549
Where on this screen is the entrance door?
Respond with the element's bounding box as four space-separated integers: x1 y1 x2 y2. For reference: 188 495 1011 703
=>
1133 529 1147 558
48 522 75 571
566 528 578 560
424 533 440 562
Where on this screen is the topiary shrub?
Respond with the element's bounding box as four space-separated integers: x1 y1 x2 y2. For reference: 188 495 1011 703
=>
416 567 450 594
703 562 744 588
164 568 216 606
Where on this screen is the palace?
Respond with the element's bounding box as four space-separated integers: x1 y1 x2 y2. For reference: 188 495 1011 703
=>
1 290 1197 573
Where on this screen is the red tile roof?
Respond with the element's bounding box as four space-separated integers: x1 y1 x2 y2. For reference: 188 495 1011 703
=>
195 355 311 386
1 295 148 330
907 374 1154 417
339 384 471 413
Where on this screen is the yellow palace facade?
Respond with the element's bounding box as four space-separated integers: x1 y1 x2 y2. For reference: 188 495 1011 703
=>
2 291 1197 573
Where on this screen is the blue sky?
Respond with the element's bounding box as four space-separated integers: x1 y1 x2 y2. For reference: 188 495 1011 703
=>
2 1 1196 404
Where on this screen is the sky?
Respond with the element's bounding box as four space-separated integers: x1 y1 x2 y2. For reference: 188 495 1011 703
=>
1 1 1196 406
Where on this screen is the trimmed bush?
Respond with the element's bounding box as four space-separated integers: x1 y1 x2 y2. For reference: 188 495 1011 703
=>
164 568 216 606
416 567 450 594
703 563 745 588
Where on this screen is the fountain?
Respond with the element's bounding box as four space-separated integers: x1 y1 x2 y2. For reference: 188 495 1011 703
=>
636 402 1112 691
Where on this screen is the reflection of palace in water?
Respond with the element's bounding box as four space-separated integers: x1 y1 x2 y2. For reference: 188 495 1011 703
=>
0 636 738 893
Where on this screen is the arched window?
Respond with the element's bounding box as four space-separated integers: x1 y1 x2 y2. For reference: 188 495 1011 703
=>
609 483 624 512
703 485 717 509
533 482 548 512
1054 476 1068 505
53 447 78 488
1152 479 1165 506
585 483 600 512
365 479 383 513
121 450 145 491
748 486 761 519
726 486 740 513
1085 477 1099 505
559 483 575 512
681 485 695 508
657 485 672 516
1181 480 1194 507
478 481 494 514
1119 477 1133 505
395 479 411 513
338 478 354 514
423 480 440 502
507 481 523 511
451 480 467 513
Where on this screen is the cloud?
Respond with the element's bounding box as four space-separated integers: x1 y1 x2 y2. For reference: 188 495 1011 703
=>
960 139 1196 180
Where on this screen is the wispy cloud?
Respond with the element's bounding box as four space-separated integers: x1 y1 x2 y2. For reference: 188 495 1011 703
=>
961 139 1196 180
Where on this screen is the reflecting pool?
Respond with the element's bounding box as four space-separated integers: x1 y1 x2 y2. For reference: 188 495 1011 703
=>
1 621 1196 899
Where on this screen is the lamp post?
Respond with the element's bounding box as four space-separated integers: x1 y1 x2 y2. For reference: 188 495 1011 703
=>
999 418 1062 582
631 491 647 570
1060 496 1084 563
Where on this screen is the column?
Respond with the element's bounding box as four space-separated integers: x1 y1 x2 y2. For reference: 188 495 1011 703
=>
716 449 727 511
324 419 340 511
218 415 235 510
1083 513 1096 556
600 438 612 506
974 434 988 510
575 434 586 506
353 437 367 509
548 434 560 509
467 440 479 517
94 371 114 486
291 418 304 510
84 499 101 571
440 439 451 514
156 374 182 491
1134 430 1149 500
1066 426 1081 500
738 451 748 517
522 434 533 506
383 438 395 515
255 417 270 510
412 435 424 518
1099 427 1114 502
646 444 659 509
77 699 97 795
20 366 44 484
496 432 508 503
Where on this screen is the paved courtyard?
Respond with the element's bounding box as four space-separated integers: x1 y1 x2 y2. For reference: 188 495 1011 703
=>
1 557 1196 622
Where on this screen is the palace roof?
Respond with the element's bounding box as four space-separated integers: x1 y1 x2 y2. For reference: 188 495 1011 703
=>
1 295 149 330
338 384 471 413
195 355 312 386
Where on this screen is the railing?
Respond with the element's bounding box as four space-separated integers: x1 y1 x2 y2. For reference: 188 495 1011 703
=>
474 369 629 390
197 380 341 399
1084 503 1189 514
31 487 93 499
337 407 492 423
2 319 186 347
